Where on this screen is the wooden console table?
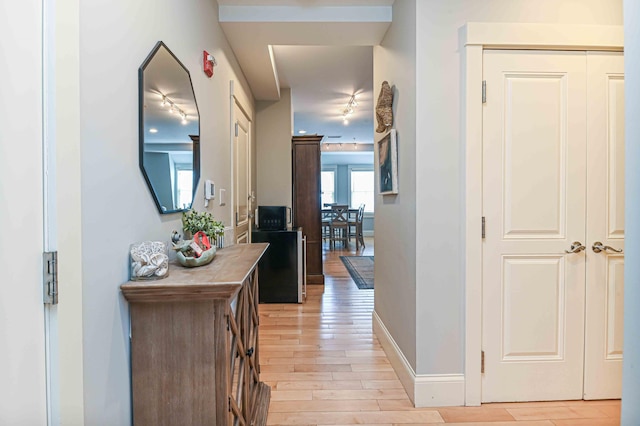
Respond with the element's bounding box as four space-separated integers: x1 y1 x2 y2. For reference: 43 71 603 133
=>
121 243 270 425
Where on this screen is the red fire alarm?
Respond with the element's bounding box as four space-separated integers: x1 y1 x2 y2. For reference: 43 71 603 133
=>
203 50 216 78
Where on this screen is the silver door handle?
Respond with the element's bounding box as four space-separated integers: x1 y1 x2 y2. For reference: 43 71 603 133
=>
565 241 586 253
592 241 623 253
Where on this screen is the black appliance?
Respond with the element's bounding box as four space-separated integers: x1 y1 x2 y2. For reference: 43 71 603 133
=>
251 229 305 303
257 206 289 230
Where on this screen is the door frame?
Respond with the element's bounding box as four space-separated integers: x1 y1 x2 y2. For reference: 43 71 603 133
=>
462 22 624 406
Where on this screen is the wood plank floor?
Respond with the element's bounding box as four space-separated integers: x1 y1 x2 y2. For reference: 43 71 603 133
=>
259 238 621 425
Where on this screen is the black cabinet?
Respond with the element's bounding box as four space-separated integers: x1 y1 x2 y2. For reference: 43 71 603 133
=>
252 229 305 303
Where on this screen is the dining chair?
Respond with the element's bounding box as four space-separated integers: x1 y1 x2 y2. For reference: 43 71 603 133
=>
353 204 365 250
321 209 332 242
329 204 349 250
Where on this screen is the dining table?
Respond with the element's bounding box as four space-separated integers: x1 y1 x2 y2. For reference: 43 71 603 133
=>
321 206 359 248
321 207 359 221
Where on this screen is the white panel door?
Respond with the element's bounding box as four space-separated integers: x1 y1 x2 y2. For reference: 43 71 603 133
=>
233 101 252 244
0 0 48 422
482 50 588 402
584 52 625 400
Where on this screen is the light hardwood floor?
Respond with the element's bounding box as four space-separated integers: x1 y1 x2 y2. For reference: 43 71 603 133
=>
260 237 621 425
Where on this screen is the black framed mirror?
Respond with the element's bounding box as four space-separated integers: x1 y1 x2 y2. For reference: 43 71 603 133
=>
139 41 200 214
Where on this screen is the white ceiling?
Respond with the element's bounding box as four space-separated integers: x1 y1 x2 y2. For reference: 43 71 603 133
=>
218 0 394 5
274 45 373 143
218 0 394 144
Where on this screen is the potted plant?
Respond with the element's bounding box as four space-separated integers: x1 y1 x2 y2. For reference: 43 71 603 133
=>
182 209 225 241
173 210 225 267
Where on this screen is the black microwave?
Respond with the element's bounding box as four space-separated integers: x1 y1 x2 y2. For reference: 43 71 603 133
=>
257 206 289 230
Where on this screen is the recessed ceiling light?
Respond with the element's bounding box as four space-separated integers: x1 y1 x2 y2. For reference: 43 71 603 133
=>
298 130 307 134
149 128 158 133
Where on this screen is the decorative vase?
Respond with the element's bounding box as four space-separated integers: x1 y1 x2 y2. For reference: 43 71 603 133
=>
176 245 216 267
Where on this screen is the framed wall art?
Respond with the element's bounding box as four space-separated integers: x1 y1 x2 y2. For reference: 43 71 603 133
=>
377 129 398 195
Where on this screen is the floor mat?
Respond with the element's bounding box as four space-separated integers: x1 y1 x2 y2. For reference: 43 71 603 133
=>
339 256 374 289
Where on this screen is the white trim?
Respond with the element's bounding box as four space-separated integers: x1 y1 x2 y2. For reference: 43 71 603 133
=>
321 166 338 205
229 81 236 228
463 43 483 407
42 0 58 422
414 374 465 407
465 22 624 50
462 22 624 406
230 81 253 242
219 5 392 23
347 165 374 212
229 79 252 117
53 0 85 422
372 310 415 401
373 311 465 407
267 45 281 97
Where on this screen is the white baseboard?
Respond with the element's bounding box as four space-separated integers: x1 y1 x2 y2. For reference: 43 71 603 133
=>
414 373 465 407
372 311 465 407
372 310 416 401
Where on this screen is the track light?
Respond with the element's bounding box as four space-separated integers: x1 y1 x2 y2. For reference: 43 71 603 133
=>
160 93 188 124
341 94 358 124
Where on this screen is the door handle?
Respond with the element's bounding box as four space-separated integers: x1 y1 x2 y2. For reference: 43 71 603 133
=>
592 241 623 253
565 241 586 253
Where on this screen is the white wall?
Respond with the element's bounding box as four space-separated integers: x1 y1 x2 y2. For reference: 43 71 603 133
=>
77 0 254 421
622 1 640 423
256 88 293 208
373 0 418 369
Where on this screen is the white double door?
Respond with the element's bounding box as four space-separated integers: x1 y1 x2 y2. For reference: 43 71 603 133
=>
482 50 624 402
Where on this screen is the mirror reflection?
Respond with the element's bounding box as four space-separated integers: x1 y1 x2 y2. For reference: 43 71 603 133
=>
139 41 200 214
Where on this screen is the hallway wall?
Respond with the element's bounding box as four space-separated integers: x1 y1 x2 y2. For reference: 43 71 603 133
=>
76 0 254 421
373 0 418 371
256 88 293 208
622 1 640 423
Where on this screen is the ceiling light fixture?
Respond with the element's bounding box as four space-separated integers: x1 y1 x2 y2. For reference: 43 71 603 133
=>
298 130 307 134
341 94 358 124
161 94 188 125
149 128 158 133
321 142 374 152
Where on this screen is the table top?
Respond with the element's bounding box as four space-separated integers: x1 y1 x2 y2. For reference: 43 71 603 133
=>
121 243 268 302
321 208 358 213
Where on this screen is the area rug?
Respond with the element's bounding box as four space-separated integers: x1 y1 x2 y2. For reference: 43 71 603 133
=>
340 256 374 290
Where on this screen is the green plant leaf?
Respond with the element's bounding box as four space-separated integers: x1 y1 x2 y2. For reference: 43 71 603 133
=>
181 209 225 241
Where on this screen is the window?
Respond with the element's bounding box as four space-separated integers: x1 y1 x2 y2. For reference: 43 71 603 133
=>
321 169 336 206
176 168 194 209
349 169 374 212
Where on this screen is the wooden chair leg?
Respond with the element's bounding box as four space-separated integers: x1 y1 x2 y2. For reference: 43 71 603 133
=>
330 228 334 250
